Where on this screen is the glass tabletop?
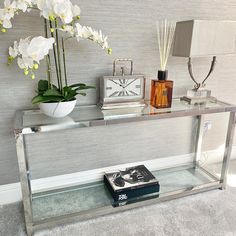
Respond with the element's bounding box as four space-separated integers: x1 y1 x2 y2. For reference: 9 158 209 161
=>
15 98 236 134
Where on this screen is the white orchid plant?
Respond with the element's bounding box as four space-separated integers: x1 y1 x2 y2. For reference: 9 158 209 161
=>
1 0 112 104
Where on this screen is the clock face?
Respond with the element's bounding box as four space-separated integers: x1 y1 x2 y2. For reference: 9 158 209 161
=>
106 78 142 98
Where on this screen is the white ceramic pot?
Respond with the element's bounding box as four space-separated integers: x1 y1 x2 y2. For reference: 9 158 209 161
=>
39 100 77 118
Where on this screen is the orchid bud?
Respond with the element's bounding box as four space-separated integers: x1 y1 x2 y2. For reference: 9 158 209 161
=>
1 28 6 33
62 25 66 29
24 69 29 76
50 28 54 33
31 74 35 80
33 64 39 70
49 15 55 21
108 48 112 55
77 16 81 20
7 56 14 64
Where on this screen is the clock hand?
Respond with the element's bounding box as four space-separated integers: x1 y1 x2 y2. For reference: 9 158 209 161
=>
110 79 125 88
124 78 137 88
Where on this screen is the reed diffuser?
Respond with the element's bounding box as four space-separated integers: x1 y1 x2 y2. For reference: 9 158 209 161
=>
151 20 176 109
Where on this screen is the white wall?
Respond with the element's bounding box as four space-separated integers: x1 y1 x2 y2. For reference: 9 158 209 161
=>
1 0 236 185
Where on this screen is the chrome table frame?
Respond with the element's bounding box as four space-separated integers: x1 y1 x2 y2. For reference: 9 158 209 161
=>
14 99 236 236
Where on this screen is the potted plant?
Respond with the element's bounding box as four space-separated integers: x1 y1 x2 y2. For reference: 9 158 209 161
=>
1 0 112 118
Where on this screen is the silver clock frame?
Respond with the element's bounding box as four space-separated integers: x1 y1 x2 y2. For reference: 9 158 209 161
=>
99 59 146 110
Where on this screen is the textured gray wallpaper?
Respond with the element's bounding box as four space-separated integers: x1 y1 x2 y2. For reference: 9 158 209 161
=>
1 0 236 184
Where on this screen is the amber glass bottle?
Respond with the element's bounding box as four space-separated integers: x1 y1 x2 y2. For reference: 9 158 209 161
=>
150 70 173 109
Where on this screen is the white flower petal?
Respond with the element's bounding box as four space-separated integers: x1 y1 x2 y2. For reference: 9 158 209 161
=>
27 36 55 62
72 5 80 17
17 57 26 69
3 19 12 28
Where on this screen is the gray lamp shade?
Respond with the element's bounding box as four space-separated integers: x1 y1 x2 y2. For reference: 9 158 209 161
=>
172 20 236 57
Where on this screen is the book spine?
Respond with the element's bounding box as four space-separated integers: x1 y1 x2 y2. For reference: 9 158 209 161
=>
113 184 160 202
112 192 160 207
104 176 160 202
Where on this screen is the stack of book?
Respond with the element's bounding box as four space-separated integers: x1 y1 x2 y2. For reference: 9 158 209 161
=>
104 165 160 207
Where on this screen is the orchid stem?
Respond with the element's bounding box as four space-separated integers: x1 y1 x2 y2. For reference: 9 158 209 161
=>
49 20 61 91
55 19 63 91
61 37 68 87
44 19 52 89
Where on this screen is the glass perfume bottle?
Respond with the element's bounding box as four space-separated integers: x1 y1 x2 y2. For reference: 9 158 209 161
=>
150 70 173 109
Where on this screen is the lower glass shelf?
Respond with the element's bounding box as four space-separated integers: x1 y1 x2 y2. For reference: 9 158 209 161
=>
32 164 220 223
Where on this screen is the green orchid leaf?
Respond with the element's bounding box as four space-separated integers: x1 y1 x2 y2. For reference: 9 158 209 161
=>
75 85 96 91
63 86 72 93
38 80 49 91
69 83 86 88
38 80 58 92
43 89 63 97
64 90 77 101
62 86 73 98
32 95 63 104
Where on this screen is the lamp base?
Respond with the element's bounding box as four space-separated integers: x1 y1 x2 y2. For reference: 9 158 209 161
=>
181 89 215 105
187 89 211 98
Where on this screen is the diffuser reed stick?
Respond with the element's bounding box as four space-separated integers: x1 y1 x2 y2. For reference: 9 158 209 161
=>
156 20 176 71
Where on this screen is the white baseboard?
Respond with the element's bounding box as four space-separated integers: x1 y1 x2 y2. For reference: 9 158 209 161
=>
0 182 22 205
0 146 235 205
31 152 194 194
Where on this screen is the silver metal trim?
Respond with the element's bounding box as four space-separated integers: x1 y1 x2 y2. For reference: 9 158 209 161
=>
32 181 222 233
194 115 204 165
14 99 236 236
14 99 236 135
220 111 236 189
15 133 34 236
113 58 133 76
197 165 220 181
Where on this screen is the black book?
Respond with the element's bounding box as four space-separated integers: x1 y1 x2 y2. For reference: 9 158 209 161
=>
104 165 160 202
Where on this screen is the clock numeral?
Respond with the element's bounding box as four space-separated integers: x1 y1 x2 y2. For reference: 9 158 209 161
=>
118 91 125 96
129 90 138 96
135 85 141 88
109 91 119 97
106 87 112 90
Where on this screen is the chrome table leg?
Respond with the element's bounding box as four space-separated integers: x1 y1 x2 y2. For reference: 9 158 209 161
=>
15 132 34 236
194 115 204 166
220 112 236 189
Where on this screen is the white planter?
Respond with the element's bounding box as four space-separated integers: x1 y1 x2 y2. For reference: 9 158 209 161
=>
39 100 77 118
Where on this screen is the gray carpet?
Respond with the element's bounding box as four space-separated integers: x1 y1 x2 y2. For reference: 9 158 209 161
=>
1 162 236 236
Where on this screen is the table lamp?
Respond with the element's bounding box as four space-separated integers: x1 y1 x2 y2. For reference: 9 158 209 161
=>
172 20 236 104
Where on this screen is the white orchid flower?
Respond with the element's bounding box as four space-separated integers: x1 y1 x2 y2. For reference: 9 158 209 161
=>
53 0 73 24
37 0 78 24
17 56 34 69
36 0 45 10
18 37 31 56
27 36 55 63
0 0 17 28
75 23 91 40
16 0 33 12
3 0 16 18
9 41 19 58
72 5 80 17
74 23 110 51
37 0 54 20
9 36 55 71
60 25 75 37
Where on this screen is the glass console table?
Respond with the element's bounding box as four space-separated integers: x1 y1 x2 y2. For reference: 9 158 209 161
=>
14 98 236 236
